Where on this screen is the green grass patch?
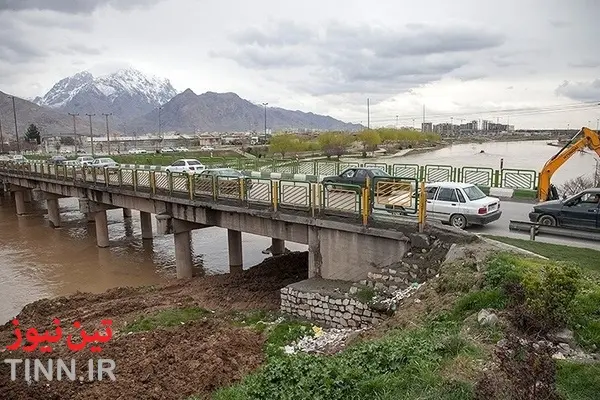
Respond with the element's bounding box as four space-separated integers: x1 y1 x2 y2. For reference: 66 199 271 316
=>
512 188 537 199
354 287 376 303
452 288 506 319
557 361 600 400
126 306 209 332
484 235 600 274
213 321 476 400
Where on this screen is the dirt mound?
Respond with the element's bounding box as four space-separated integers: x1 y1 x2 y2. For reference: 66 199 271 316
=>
0 252 309 399
0 319 264 400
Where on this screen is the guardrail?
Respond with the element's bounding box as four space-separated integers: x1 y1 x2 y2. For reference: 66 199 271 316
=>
14 157 539 190
0 162 426 228
509 220 600 241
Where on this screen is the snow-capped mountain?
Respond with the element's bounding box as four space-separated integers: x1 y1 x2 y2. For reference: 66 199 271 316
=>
35 68 178 124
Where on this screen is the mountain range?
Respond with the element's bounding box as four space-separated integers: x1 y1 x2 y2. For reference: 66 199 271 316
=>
0 68 361 137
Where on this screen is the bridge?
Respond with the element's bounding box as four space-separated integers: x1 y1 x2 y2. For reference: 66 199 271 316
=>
0 162 472 282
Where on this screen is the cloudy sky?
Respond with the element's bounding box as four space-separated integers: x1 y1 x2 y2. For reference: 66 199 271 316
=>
0 0 599 129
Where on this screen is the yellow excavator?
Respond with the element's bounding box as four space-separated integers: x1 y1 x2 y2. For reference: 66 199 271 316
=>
537 127 600 202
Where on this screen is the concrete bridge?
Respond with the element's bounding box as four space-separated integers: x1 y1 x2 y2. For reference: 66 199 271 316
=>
0 162 471 282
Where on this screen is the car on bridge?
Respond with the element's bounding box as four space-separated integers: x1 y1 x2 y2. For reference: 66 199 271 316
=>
166 159 205 174
529 188 600 231
91 157 118 168
424 182 502 229
322 167 391 190
49 155 67 165
76 156 94 166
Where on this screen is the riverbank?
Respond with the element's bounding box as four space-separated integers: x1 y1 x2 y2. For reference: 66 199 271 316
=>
2 239 599 399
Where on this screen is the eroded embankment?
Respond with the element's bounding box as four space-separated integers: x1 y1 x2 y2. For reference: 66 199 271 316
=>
0 252 308 400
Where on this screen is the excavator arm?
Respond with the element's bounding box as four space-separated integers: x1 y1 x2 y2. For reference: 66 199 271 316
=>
537 127 600 202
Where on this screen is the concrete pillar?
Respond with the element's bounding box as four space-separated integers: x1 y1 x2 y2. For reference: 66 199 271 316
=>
140 211 153 240
308 227 321 278
14 190 26 216
87 213 95 223
271 238 286 256
122 208 132 219
47 198 60 228
23 190 32 203
174 230 193 279
227 229 243 273
94 210 110 248
156 214 173 235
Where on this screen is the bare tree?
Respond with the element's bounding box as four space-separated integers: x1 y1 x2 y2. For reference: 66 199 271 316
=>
559 162 600 196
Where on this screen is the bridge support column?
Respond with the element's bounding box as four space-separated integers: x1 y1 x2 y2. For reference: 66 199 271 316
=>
47 198 61 228
156 214 173 235
94 210 110 248
308 227 321 278
122 208 132 219
173 219 197 279
14 190 26 216
23 190 32 203
271 238 285 256
227 229 243 273
140 211 153 240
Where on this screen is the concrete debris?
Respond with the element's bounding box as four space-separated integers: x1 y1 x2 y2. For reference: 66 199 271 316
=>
477 309 499 327
372 282 424 313
283 325 363 355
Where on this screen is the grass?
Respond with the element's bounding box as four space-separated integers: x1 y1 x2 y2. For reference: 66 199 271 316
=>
213 320 477 400
484 235 600 274
126 306 209 332
557 362 600 400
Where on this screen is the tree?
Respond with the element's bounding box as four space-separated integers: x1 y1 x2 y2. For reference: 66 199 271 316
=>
317 132 353 159
25 124 41 144
357 130 382 156
269 133 300 158
54 141 61 152
60 137 75 146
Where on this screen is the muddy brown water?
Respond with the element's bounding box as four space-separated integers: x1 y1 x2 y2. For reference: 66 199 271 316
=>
0 194 307 323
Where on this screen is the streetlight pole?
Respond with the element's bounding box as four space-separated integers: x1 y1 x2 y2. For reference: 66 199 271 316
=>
69 113 79 154
11 96 20 153
0 115 4 153
86 113 95 157
367 98 370 129
262 103 268 137
102 113 112 155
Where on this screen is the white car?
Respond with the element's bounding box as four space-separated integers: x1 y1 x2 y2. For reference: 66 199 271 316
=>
174 147 189 152
200 146 215 151
165 159 205 174
10 155 28 164
91 157 118 168
128 149 147 154
76 156 94 166
424 182 501 229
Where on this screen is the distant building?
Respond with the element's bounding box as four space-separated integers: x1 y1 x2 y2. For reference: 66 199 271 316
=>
421 122 433 133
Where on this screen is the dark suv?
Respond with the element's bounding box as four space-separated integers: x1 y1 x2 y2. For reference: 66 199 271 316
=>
322 167 390 190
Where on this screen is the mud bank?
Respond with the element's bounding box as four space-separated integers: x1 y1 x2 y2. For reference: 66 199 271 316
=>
0 252 308 400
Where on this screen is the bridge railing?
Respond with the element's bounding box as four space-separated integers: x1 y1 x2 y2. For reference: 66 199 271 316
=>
0 162 426 225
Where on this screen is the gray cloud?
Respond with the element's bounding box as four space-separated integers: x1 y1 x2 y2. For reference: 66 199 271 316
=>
555 79 600 102
569 59 600 69
0 0 163 14
56 43 105 56
216 21 505 96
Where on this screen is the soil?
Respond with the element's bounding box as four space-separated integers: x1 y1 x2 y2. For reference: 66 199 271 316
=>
0 251 308 400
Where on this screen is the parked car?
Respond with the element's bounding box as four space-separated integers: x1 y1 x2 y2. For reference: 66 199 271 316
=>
128 149 147 154
529 188 600 231
424 182 501 229
64 160 80 167
49 155 67 165
160 147 176 153
200 146 215 151
322 167 391 190
174 147 189 152
196 168 253 194
76 156 94 166
10 155 28 164
91 157 118 168
165 159 205 174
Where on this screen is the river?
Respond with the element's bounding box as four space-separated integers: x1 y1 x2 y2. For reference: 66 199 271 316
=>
1 139 597 323
375 139 597 186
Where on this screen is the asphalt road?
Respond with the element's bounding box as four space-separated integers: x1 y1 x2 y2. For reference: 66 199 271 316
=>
465 200 600 251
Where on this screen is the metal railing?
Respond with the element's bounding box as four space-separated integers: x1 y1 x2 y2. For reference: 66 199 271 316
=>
0 162 429 227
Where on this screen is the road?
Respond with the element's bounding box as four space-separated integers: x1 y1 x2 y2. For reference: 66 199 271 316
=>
463 200 600 251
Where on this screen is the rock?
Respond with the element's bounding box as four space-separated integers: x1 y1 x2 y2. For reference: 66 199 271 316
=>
409 233 431 248
477 309 499 327
552 352 566 360
548 328 576 347
349 286 358 294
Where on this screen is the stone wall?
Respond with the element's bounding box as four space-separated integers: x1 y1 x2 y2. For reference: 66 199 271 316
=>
280 279 386 329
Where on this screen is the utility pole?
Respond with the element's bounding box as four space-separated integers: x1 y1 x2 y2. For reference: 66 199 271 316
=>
86 113 95 157
395 115 398 128
102 113 112 155
69 113 79 154
367 98 370 129
11 96 20 153
412 118 415 129
0 115 4 153
262 103 268 137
